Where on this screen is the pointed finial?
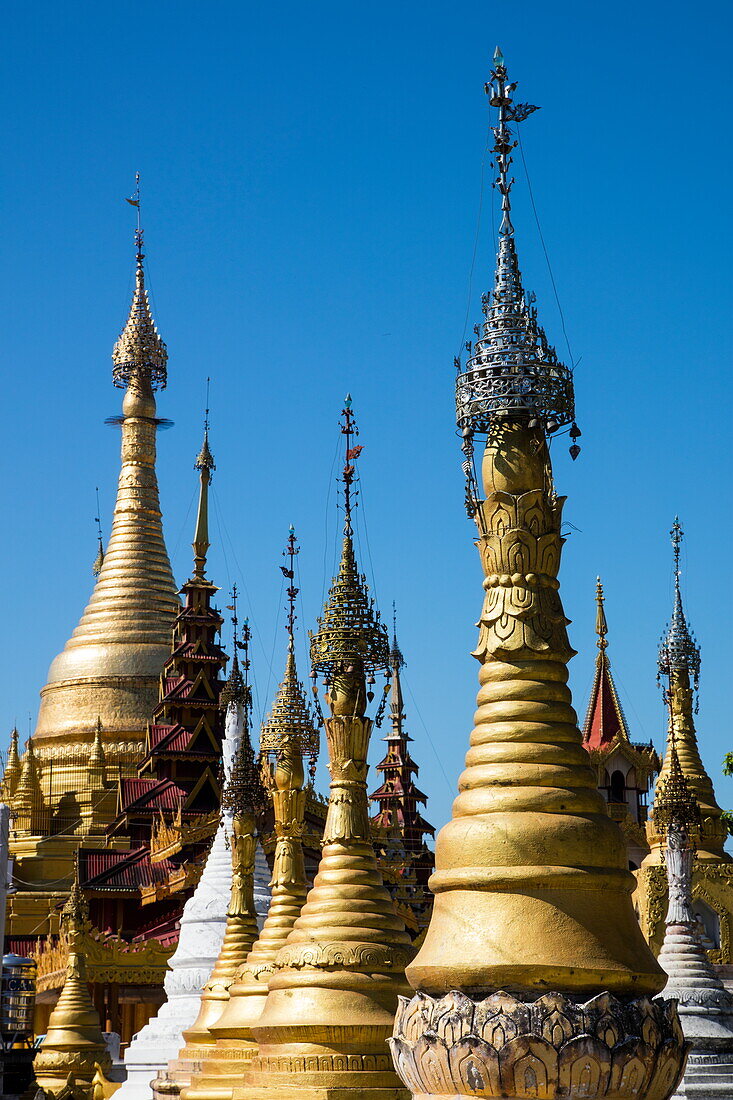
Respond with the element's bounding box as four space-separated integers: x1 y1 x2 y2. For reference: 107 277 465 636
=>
671 515 683 584
222 584 248 707
281 526 300 652
595 577 608 651
112 175 168 392
456 57 576 457
261 536 320 776
658 517 701 696
391 602 405 670
192 393 215 580
90 718 106 770
484 49 539 238
125 172 143 262
93 487 105 576
340 396 362 537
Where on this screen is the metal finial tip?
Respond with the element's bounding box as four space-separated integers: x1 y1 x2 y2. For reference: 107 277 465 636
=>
290 524 295 533
345 393 352 407
494 46 504 63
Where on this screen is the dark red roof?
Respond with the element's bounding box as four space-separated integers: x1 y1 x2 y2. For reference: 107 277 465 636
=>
79 847 177 891
583 652 630 750
121 777 188 813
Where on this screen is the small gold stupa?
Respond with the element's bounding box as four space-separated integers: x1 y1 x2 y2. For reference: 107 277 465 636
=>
33 877 112 1098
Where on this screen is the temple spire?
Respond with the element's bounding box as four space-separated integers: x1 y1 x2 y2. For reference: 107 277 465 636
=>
260 528 319 777
192 388 215 581
112 173 168 400
650 518 726 862
33 180 178 750
2 727 21 801
310 398 390 720
582 577 631 749
659 517 701 694
455 48 579 501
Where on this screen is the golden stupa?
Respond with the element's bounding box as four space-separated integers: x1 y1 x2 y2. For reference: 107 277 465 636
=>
238 404 414 1100
183 527 318 1100
33 877 112 1098
7 198 179 938
390 51 686 1100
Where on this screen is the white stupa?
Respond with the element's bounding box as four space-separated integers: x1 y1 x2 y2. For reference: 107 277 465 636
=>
656 749 733 1098
115 656 270 1100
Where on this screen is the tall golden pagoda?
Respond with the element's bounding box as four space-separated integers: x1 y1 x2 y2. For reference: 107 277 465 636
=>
636 519 733 962
183 526 319 1100
240 402 414 1100
390 51 686 1100
7 184 179 940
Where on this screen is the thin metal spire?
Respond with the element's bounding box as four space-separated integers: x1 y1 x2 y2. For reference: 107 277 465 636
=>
93 486 105 576
281 525 300 653
340 394 362 537
658 517 701 695
262 528 320 778
595 577 608 652
113 173 168 391
455 48 579 497
192 389 215 580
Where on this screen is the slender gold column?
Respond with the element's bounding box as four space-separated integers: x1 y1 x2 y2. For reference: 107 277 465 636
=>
390 51 685 1100
240 407 413 1100
33 880 112 1097
185 730 309 1099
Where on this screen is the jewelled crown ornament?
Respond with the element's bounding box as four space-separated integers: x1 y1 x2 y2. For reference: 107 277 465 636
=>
390 49 686 1100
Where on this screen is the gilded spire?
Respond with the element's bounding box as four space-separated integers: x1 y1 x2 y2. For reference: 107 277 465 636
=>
582 578 631 748
310 399 390 717
112 175 167 394
192 390 215 581
260 528 319 775
2 727 21 800
595 576 608 650
34 182 179 749
89 718 105 771
398 50 664 1019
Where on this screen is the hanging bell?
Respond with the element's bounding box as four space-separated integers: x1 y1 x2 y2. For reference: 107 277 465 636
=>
546 418 558 433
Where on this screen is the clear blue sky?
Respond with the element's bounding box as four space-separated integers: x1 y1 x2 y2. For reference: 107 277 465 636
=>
2 1 732 838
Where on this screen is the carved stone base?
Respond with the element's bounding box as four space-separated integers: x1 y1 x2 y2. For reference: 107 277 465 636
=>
672 1052 733 1097
390 990 687 1099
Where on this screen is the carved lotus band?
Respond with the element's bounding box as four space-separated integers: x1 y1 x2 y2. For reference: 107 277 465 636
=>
390 990 687 1099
